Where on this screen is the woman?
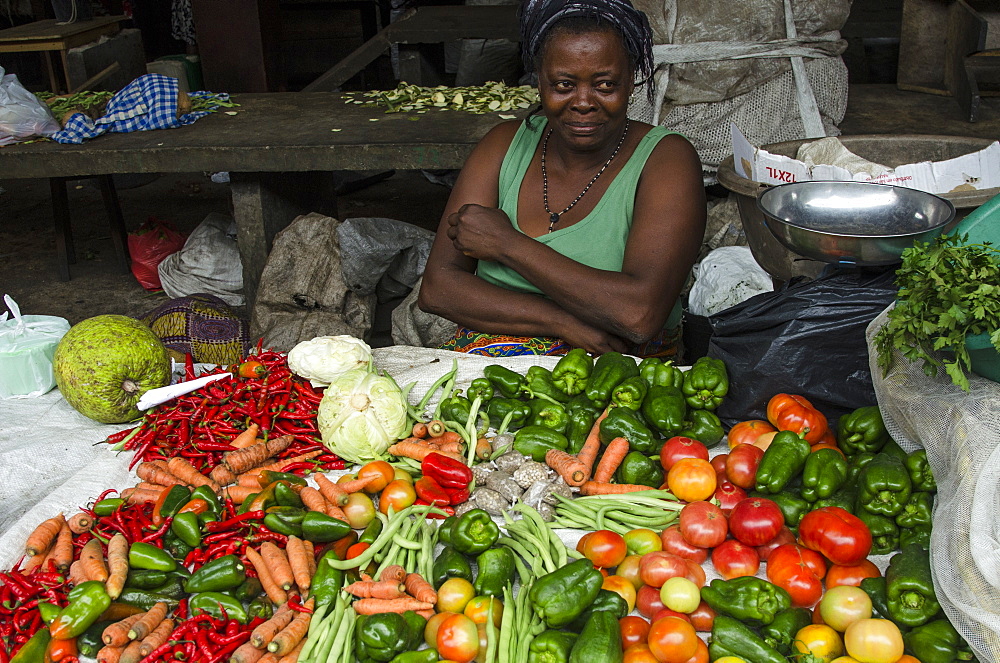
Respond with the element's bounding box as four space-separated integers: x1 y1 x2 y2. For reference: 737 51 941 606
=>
418 0 706 358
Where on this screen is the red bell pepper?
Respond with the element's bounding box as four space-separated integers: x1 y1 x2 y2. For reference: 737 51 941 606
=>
766 393 829 445
421 452 472 489
414 476 450 507
443 485 470 506
798 506 873 566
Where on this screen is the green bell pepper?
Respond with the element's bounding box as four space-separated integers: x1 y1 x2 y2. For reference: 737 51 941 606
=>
856 508 900 555
528 399 569 434
709 615 786 663
189 591 248 623
680 356 728 410
529 558 604 628
231 577 263 603
800 447 848 501
900 524 932 549
552 348 593 397
755 430 811 494
859 452 913 517
677 409 725 448
390 650 439 663
129 541 177 572
641 385 687 437
615 451 663 488
599 406 658 454
9 627 50 663
484 364 526 399
886 543 941 627
760 491 811 530
846 451 877 483
568 611 622 663
565 394 600 454
906 449 938 492
700 577 792 625
903 619 975 663
638 357 683 389
356 612 410 662
301 510 352 542
610 375 648 411
437 516 456 546
881 437 911 463
473 547 515 597
247 596 273 621
585 351 639 408
48 580 112 639
896 491 934 529
860 576 891 620
525 366 573 403
170 511 202 548
439 393 473 425
432 545 474 587
836 405 891 455
311 548 345 610
812 483 859 514
566 588 628 632
184 554 246 593
124 569 171 590
451 508 500 556
400 611 426 651
487 397 532 431
761 607 812 654
467 377 494 403
528 629 577 663
514 425 569 461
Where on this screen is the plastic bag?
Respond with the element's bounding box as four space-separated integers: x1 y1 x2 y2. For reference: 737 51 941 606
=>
707 267 898 427
0 67 61 146
688 246 774 317
0 295 71 399
127 217 187 291
158 213 244 306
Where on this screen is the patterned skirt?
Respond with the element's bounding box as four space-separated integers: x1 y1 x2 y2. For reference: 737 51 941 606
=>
439 325 682 359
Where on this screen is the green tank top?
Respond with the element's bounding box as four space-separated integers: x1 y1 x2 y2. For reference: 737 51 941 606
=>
476 117 683 329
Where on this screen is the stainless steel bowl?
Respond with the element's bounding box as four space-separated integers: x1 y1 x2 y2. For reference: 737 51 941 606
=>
756 181 957 266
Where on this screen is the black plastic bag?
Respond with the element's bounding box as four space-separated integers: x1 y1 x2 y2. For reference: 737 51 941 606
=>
707 268 898 428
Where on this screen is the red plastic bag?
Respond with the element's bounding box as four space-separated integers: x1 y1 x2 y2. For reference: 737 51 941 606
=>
127 217 186 291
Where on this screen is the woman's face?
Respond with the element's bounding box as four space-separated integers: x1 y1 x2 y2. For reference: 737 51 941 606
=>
537 27 635 152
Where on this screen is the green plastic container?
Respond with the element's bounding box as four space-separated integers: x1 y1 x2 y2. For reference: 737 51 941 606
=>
954 193 1000 383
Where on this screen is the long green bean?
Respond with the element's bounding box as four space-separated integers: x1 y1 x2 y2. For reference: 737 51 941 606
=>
329 504 443 570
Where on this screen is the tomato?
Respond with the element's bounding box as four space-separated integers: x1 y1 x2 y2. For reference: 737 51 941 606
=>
576 531 594 555
659 525 708 564
392 467 413 483
799 507 873 566
345 542 370 560
624 528 663 555
639 551 693 588
825 560 881 589
843 619 904 663
667 458 717 503
728 497 784 546
754 431 778 451
437 613 480 663
683 559 706 588
237 359 266 378
688 600 716 632
617 554 644 590
620 615 651 648
378 479 416 514
894 657 922 663
713 481 747 515
603 575 638 612
583 529 628 568
357 460 395 493
711 539 760 579
425 611 457 647
437 577 476 613
342 492 376 529
768 543 827 579
660 437 709 471
727 420 776 448
725 444 764 489
792 624 845 663
636 584 666 618
647 615 699 663
710 453 729 479
659 576 701 613
475 623 496 663
766 393 829 444
714 659 750 663
767 559 824 608
819 585 872 632
811 442 844 456
755 526 797 563
829 658 862 663
682 638 709 663
679 501 728 548
464 595 503 627
624 643 659 663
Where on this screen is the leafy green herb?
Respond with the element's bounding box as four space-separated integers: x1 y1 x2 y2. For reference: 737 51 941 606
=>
875 233 1000 391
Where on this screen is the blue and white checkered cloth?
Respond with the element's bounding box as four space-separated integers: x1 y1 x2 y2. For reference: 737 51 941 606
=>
50 74 229 144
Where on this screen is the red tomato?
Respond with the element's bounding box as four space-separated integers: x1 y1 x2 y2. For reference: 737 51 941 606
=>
688 601 716 632
620 615 651 648
576 531 594 555
727 420 777 448
725 444 764 489
436 613 480 663
767 544 827 608
617 554 644 590
755 526 797 563
624 528 663 556
647 616 699 663
639 551 690 588
358 460 395 493
768 543 828 579
682 638 710 663
713 481 747 515
583 529 628 568
683 559 707 588
650 608 692 624
798 507 873 566
378 479 416 514
710 453 729 479
825 559 881 589
624 643 659 663
728 497 784 546
636 584 666 618
711 539 760 579
660 437 709 471
679 501 728 548
766 393 829 445
667 458 717 503
660 525 709 564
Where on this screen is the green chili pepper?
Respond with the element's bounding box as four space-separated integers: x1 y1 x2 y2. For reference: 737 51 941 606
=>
677 409 725 448
610 375 648 411
529 558 604 628
473 547 515 597
359 517 384 545
258 470 308 487
247 596 274 621
432 545 474 588
483 364 526 399
301 511 352 542
451 508 500 556
599 406 658 454
116 588 180 612
129 541 177 572
170 511 202 548
528 399 569 433
709 615 786 663
184 555 246 593
311 549 345 610
390 650 439 663
274 482 304 508
638 357 684 389
755 430 811 494
836 405 891 455
49 580 111 639
37 600 62 623
467 377 494 402
9 627 50 663
552 348 593 396
886 543 941 627
905 449 937 492
190 484 222 513
92 497 124 517
641 385 687 437
585 351 639 408
525 366 573 403
157 485 192 521
231 577 264 603
680 356 729 410
858 452 913 517
77 619 114 657
800 447 848 501
700 577 792 625
263 510 304 537
903 619 975 663
188 591 249 623
615 451 663 488
514 425 569 461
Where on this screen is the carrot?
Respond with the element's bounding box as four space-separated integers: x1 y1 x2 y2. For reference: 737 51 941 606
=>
67 560 88 586
314 474 349 507
67 511 94 534
427 431 463 447
260 542 295 592
231 642 267 663
426 420 446 437
223 435 293 474
222 485 258 504
251 603 294 649
415 609 435 620
411 421 428 438
352 598 435 615
97 644 126 663
257 654 279 663
387 442 465 463
121 486 165 505
579 481 656 496
229 423 261 449
136 462 182 487
345 580 406 599
25 514 64 557
138 618 175 657
118 640 144 663
277 640 305 663
210 464 237 487
128 601 168 641
250 450 323 475
303 540 316 578
545 449 589 486
577 407 609 473
134 481 167 493
326 502 348 522
333 475 377 494
403 573 437 604
166 457 221 492
474 437 492 461
238 471 267 488
297 486 330 515
50 520 73 572
284 536 312 593
378 565 406 584
79 538 109 582
246 546 287 605
105 533 130 600
591 436 630 483
267 600 313 655
103 614 145 647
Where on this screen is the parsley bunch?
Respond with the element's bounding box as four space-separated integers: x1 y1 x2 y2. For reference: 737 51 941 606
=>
875 233 1000 391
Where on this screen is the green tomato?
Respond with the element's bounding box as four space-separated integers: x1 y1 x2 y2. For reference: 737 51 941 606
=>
659 576 701 614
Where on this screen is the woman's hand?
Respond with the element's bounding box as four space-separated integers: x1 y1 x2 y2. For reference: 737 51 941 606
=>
446 203 519 262
560 318 630 354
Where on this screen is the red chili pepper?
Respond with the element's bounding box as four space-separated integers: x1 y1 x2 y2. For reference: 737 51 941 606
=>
205 512 264 531
421 453 473 489
414 476 450 507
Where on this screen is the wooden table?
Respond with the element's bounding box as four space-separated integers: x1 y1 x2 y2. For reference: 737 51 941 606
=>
0 16 127 93
0 92 515 305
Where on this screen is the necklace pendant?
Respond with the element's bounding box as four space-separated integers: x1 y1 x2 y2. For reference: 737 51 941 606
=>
548 212 560 233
